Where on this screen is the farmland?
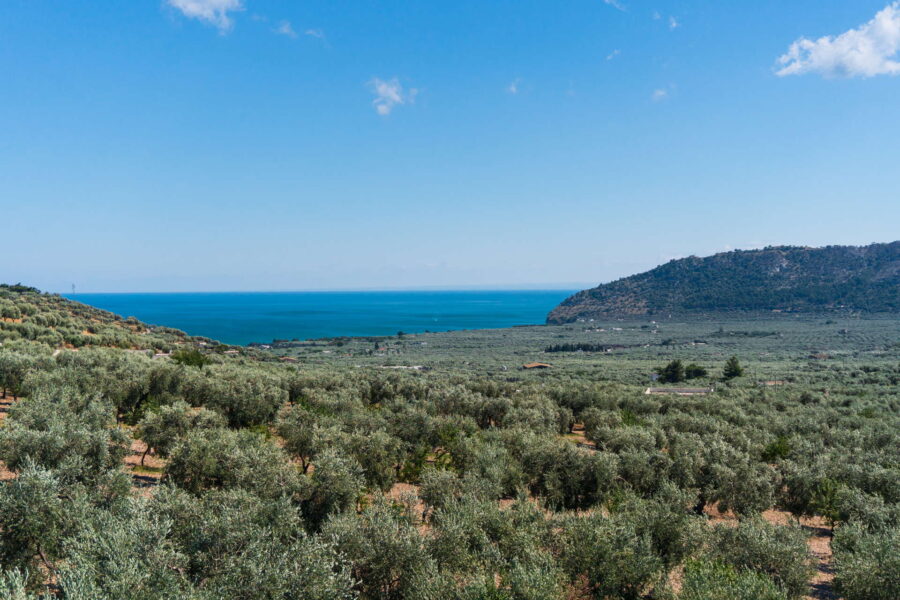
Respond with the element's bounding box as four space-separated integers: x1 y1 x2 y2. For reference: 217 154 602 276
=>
0 285 898 599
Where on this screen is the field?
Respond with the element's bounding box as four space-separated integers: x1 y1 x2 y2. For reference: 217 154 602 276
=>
0 285 898 600
267 313 900 384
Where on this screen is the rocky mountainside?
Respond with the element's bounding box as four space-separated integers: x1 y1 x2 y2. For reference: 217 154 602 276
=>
547 242 900 323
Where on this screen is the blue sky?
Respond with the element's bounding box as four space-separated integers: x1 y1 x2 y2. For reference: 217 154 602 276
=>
2 1 899 293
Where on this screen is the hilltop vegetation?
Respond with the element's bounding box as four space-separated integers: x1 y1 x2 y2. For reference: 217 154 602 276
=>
548 242 900 323
0 286 897 599
0 283 206 350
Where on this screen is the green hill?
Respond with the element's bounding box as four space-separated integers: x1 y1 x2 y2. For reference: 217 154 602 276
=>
547 242 900 323
0 283 205 350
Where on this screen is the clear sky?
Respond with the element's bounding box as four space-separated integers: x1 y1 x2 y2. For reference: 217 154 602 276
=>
2 1 899 293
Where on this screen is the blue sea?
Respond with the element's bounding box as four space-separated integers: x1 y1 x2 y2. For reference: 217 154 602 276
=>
66 290 575 346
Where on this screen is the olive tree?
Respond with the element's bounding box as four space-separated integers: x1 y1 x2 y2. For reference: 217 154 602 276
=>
833 524 900 600
165 428 301 499
704 518 812 599
137 401 225 464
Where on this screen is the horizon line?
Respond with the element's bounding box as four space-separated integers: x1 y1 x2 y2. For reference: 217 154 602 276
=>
62 283 593 295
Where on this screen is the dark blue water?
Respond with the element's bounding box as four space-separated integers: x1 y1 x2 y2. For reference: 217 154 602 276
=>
66 290 574 346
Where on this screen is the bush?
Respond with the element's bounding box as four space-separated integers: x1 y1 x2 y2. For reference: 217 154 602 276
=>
170 347 211 369
723 356 744 379
55 502 189 600
301 449 365 529
165 428 301 499
181 364 287 428
324 497 440 600
704 519 812 599
0 392 130 487
0 462 69 580
833 524 900 600
520 438 618 510
684 364 708 379
138 401 226 463
152 487 356 599
558 512 664 600
679 559 788 600
656 360 685 384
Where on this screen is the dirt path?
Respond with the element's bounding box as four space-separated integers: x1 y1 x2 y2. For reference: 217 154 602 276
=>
563 423 596 450
761 510 839 600
124 439 165 497
804 524 837 600
0 393 17 420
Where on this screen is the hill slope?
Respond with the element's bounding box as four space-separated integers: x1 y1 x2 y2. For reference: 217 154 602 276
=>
0 284 208 350
547 242 900 323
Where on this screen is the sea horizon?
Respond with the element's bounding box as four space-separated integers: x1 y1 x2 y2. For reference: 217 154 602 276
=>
60 283 595 295
66 289 577 346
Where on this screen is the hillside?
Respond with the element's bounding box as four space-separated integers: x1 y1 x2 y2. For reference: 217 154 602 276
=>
0 283 208 350
548 242 900 323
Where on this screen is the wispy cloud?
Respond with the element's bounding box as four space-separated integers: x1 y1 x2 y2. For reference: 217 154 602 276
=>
602 0 626 11
167 0 243 33
606 49 621 61
369 78 417 116
507 78 522 94
305 28 326 40
669 16 679 30
652 88 669 101
275 20 297 38
777 2 900 78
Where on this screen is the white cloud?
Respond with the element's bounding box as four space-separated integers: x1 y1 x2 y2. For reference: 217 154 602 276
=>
167 0 243 32
606 49 621 60
507 78 522 94
652 11 661 20
305 28 325 39
777 2 900 78
669 16 679 30
275 20 297 38
603 0 625 11
369 78 417 116
652 88 669 101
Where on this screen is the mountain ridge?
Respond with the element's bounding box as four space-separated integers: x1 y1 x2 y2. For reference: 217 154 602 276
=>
547 242 900 323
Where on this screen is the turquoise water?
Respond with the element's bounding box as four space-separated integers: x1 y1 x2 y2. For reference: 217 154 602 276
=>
66 290 575 346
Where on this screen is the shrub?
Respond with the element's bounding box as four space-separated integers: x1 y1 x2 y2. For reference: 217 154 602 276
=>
723 356 744 379
165 428 301 499
301 449 365 529
0 462 70 580
684 363 708 379
171 348 211 369
679 559 788 600
152 487 356 599
138 401 225 463
656 360 685 384
0 392 130 487
705 519 812 599
558 512 664 600
761 436 792 462
55 502 189 600
324 497 440 600
833 524 900 600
